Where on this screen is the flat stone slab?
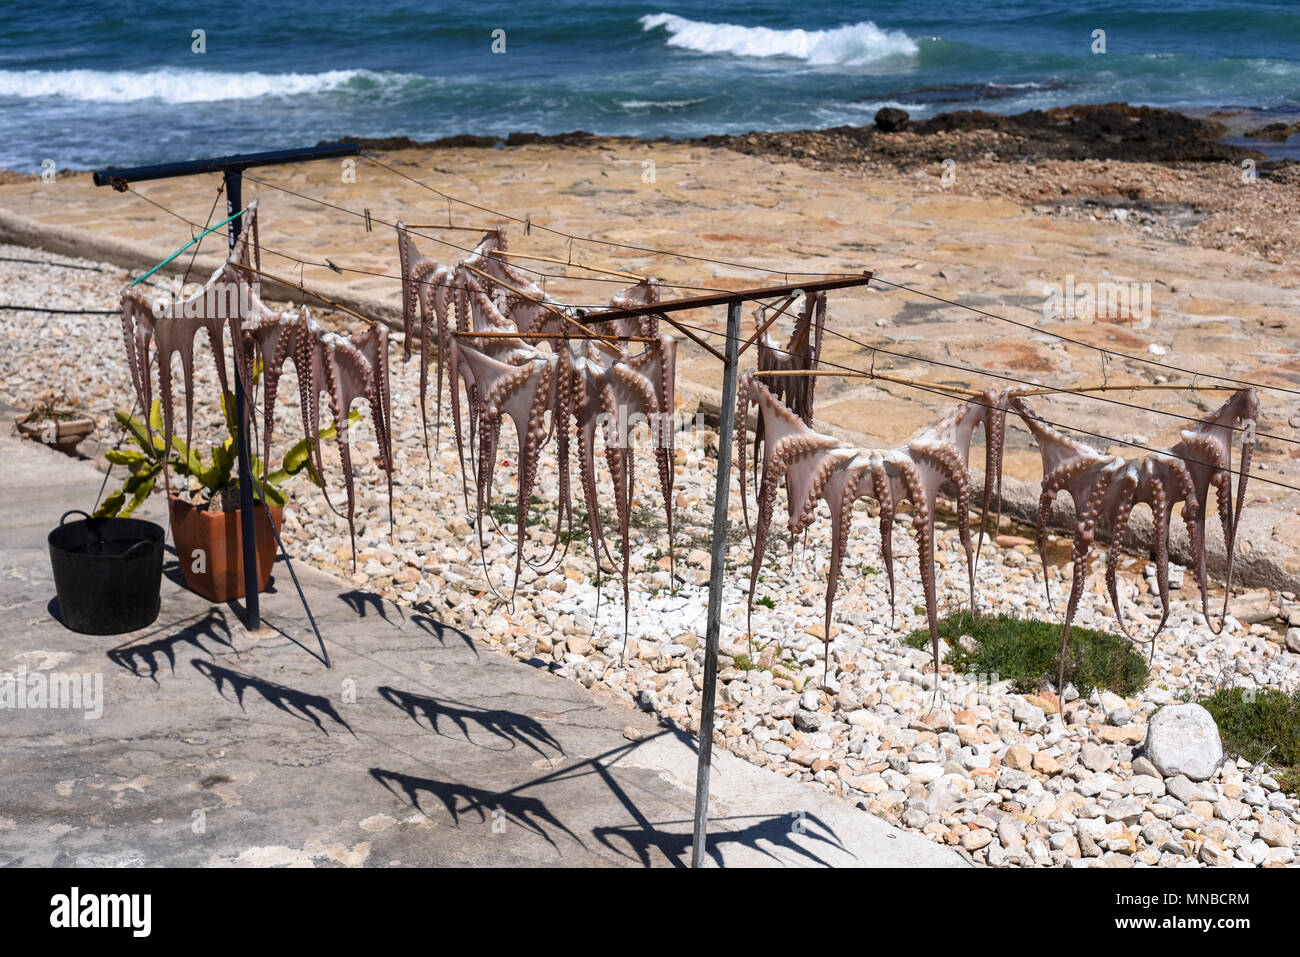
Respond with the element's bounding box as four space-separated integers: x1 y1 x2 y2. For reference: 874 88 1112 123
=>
0 435 963 868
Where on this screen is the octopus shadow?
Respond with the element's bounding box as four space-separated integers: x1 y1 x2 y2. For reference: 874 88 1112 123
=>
377 685 564 757
339 589 476 656
106 608 236 682
191 658 354 736
369 767 581 851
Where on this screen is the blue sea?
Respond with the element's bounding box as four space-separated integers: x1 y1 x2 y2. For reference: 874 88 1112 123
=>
2 1 1299 172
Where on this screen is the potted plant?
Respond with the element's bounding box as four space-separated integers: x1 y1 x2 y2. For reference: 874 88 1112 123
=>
16 391 95 456
95 393 358 602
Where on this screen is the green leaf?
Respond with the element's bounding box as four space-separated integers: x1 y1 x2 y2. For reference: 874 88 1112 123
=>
200 438 236 491
261 484 287 509
148 398 163 433
122 470 151 495
105 448 147 467
93 489 125 518
168 435 203 475
280 437 313 476
130 460 162 482
220 390 237 436
115 410 156 457
120 475 156 517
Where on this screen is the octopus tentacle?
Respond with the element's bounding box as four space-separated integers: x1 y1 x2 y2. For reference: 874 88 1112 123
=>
1104 475 1139 637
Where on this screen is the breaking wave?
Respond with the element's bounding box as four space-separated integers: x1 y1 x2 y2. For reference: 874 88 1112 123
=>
639 13 918 66
0 67 392 103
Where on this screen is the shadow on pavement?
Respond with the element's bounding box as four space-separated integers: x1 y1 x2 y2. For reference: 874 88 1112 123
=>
106 608 236 682
378 685 564 757
191 658 355 736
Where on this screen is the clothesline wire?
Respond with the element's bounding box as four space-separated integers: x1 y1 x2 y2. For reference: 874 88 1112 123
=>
671 316 1299 496
261 161 1300 407
871 277 1300 402
0 304 120 315
180 181 225 288
357 153 858 278
810 314 1300 449
113 182 1298 442
240 171 813 299
114 185 613 309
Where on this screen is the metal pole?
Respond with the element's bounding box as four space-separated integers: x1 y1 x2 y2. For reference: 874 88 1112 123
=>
690 299 742 867
224 170 260 630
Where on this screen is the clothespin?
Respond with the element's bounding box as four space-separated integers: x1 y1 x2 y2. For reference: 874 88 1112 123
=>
525 215 531 236
363 208 373 232
326 259 342 275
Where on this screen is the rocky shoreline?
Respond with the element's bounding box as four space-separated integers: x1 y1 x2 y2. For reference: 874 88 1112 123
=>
306 102 1285 169
2 241 1298 868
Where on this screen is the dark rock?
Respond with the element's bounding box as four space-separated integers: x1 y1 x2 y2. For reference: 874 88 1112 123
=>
1243 121 1300 141
874 107 910 133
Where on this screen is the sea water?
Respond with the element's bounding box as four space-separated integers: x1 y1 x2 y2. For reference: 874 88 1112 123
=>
1 0 1297 171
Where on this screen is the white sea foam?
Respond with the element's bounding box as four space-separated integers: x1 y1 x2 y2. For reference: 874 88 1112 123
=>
639 13 917 66
0 67 383 103
617 97 708 110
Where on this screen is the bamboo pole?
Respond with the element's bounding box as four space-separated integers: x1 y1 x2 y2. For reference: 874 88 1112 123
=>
454 330 656 343
1009 382 1238 397
405 223 504 233
461 261 620 348
230 262 376 327
737 294 797 358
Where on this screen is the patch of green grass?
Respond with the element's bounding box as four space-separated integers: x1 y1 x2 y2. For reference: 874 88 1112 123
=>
1198 687 1300 792
488 494 547 529
755 595 776 609
732 653 757 672
903 610 1148 696
853 563 880 576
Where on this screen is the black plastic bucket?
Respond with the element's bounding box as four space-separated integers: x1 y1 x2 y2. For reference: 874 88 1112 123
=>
47 509 164 635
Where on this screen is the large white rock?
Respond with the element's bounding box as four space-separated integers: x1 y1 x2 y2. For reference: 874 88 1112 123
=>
1143 704 1223 782
1286 627 1300 654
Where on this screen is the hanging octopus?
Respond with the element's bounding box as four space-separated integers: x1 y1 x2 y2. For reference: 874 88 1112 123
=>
751 291 826 484
1010 388 1257 696
118 202 262 487
396 222 455 458
119 200 395 567
737 371 1011 677
239 299 395 567
413 234 678 622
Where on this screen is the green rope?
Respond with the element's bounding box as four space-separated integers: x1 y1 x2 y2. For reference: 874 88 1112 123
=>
129 206 248 287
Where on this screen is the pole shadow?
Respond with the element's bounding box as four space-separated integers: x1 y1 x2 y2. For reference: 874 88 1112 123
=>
593 810 849 868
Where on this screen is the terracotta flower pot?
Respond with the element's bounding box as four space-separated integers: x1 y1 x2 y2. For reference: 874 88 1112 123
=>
168 493 282 603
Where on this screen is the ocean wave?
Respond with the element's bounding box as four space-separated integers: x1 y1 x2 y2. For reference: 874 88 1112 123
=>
617 97 708 110
0 67 393 103
639 13 917 66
